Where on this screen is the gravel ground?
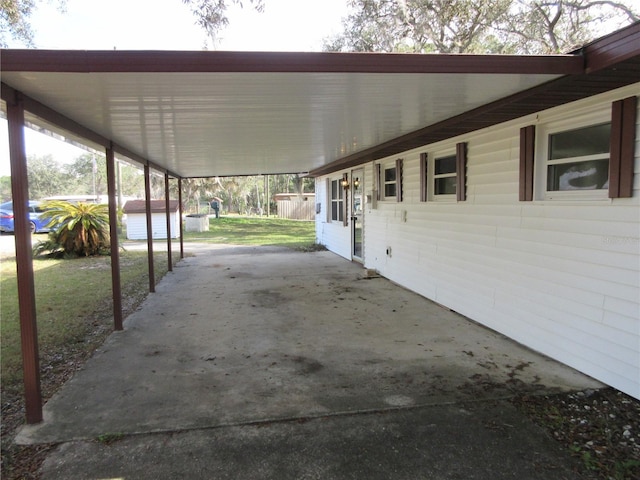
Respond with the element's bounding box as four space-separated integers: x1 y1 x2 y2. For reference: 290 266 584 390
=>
513 388 640 479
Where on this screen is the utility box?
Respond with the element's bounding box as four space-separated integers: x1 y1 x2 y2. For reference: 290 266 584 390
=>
185 214 209 232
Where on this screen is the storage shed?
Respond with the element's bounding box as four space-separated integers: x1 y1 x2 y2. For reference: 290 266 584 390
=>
123 200 180 240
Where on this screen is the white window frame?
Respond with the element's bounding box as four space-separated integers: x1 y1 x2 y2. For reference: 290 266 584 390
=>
536 108 611 201
381 163 397 201
329 178 344 222
430 148 457 202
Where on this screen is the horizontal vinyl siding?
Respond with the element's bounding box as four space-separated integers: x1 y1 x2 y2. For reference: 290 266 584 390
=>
317 84 640 399
315 177 351 259
126 212 179 240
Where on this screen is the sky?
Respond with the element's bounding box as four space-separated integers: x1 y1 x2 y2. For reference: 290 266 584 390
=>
0 0 350 176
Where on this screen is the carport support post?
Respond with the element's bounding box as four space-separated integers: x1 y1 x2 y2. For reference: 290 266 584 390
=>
106 145 123 330
144 164 156 293
7 92 42 423
178 178 184 259
164 172 173 272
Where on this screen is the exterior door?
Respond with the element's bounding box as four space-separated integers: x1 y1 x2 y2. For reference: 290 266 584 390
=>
351 168 364 262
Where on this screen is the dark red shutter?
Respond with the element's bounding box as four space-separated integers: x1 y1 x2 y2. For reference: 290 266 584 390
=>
420 153 428 202
609 96 637 199
342 173 349 226
396 158 403 202
375 164 381 201
519 125 536 201
456 142 467 202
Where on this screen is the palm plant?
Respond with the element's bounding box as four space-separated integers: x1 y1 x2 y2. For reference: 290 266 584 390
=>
33 201 110 257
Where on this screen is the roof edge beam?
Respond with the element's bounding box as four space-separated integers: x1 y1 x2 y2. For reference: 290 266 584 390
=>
0 50 583 75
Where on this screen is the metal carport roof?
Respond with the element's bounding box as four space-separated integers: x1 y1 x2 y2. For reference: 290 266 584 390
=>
1 21 639 425
2 22 639 178
0 51 581 178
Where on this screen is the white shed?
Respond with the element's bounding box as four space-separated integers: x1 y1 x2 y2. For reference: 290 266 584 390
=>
123 199 180 240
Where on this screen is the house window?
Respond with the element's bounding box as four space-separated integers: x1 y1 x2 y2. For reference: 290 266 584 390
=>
534 97 637 200
330 179 343 222
546 122 611 192
433 154 457 196
383 166 397 198
378 159 403 201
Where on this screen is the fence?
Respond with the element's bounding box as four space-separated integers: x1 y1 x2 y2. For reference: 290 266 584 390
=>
276 199 315 220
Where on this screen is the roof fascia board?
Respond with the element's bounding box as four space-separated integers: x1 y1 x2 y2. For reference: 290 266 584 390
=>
1 82 180 179
0 49 583 75
309 60 639 177
580 20 640 72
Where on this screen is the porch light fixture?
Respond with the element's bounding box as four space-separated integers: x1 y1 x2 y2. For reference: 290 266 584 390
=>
353 177 360 189
341 174 349 190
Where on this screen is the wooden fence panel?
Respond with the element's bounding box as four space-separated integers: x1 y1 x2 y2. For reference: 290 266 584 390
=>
276 200 315 220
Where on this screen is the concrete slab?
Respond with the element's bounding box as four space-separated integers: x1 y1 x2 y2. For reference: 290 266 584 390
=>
17 245 601 478
40 401 584 480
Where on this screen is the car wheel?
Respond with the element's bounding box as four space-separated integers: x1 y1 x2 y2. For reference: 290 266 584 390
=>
30 221 36 234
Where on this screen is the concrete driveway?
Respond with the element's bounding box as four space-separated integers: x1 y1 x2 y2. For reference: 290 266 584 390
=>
17 244 601 479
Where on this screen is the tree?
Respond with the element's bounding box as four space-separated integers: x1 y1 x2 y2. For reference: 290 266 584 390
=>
497 0 640 54
325 0 639 54
65 153 106 197
325 0 512 53
27 154 74 199
0 0 66 47
0 176 11 202
182 0 264 43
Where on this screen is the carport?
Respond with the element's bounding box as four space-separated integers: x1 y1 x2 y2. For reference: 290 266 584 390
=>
1 22 639 424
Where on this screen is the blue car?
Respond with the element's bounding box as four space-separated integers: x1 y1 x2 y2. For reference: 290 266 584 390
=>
0 201 52 234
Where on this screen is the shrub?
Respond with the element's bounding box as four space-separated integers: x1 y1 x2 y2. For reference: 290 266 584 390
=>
33 201 110 257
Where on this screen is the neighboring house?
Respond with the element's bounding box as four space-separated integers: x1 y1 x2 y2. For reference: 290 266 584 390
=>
123 200 180 240
274 193 315 220
314 81 639 399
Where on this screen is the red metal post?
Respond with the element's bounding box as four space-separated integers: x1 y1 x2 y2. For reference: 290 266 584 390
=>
105 146 123 330
178 178 184 259
144 164 155 293
7 92 43 423
164 172 173 272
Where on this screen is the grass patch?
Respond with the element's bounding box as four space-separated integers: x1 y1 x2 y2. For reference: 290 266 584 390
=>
183 216 316 249
0 250 172 394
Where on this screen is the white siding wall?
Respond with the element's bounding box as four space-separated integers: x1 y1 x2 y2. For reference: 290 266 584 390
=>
315 177 352 259
315 84 640 399
126 212 180 240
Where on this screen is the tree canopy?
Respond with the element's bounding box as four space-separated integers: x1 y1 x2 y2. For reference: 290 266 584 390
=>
324 0 640 54
182 0 264 43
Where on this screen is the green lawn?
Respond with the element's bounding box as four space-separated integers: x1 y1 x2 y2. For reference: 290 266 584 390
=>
183 216 315 248
0 217 317 393
0 250 172 392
